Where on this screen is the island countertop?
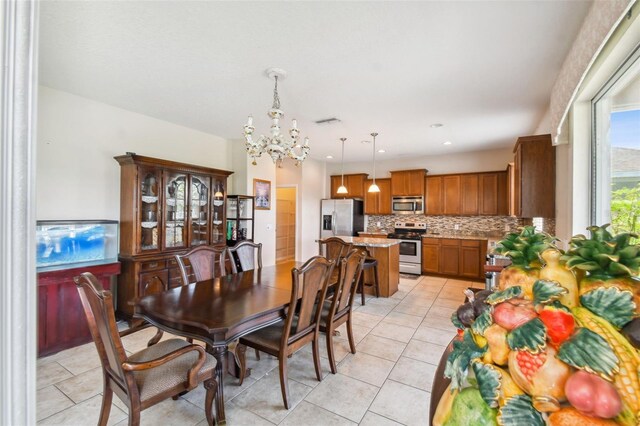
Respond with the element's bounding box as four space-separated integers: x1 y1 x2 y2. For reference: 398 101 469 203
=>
335 236 401 248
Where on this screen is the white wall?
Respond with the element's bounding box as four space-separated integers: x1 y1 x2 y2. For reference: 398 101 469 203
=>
37 86 232 220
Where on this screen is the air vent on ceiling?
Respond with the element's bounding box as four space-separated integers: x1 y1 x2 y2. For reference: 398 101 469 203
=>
314 117 341 125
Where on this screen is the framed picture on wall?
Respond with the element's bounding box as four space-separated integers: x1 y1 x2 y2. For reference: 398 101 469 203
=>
253 178 271 210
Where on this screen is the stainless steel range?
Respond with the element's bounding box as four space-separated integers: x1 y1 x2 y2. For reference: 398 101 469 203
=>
387 221 427 275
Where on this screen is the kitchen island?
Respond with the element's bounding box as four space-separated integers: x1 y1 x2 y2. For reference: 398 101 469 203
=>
335 236 400 297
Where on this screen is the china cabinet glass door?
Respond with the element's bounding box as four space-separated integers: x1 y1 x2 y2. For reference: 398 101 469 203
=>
163 172 187 249
189 175 210 246
211 178 225 244
139 168 160 251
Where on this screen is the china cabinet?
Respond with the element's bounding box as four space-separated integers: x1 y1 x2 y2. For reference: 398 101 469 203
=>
226 195 255 245
114 153 232 320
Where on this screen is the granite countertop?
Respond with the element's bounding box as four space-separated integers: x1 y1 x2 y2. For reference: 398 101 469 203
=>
422 232 505 241
358 231 390 236
335 236 401 247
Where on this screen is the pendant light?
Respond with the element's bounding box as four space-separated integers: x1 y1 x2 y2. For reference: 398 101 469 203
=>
368 132 380 193
336 137 348 194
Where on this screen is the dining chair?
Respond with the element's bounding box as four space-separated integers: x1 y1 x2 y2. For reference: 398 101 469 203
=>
319 249 366 374
354 246 380 306
227 240 262 273
74 272 218 426
175 245 229 285
318 237 352 288
235 256 334 409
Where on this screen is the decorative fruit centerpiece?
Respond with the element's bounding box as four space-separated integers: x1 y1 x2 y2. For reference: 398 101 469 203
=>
433 225 640 426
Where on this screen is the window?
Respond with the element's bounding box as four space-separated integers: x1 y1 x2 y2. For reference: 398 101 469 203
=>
592 46 640 236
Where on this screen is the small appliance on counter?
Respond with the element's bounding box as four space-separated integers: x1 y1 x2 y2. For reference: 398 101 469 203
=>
387 221 427 274
320 199 364 238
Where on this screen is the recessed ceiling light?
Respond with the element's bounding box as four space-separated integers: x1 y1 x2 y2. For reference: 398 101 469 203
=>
326 155 334 159
378 149 386 153
430 123 444 128
443 141 452 145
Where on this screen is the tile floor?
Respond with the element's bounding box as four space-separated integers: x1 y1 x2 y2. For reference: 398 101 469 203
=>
36 275 483 425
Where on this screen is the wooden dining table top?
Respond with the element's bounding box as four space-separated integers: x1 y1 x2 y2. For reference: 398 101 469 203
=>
135 261 305 344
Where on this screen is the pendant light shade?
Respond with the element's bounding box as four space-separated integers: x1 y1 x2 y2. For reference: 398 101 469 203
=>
337 137 348 194
368 132 380 193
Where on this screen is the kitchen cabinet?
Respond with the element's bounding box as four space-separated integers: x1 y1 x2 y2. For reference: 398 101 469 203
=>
460 174 479 215
390 169 427 197
114 153 232 320
421 238 487 280
425 176 444 215
512 134 555 218
478 172 509 216
364 178 391 215
443 175 461 214
330 173 368 199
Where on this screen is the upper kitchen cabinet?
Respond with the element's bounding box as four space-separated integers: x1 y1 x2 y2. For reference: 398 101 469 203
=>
364 178 391 215
330 173 368 199
512 134 556 218
460 174 479 215
425 176 444 215
390 169 427 197
427 171 508 216
479 171 509 216
442 175 461 214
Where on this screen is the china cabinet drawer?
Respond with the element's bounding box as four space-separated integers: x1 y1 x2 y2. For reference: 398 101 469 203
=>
140 260 166 272
139 270 169 296
168 267 187 288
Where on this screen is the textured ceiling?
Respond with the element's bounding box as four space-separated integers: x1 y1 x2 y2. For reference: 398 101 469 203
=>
38 1 592 162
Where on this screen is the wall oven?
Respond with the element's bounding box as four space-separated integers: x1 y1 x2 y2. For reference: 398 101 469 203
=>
392 196 424 215
387 222 427 275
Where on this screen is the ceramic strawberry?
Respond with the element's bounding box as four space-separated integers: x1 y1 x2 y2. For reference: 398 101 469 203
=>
539 303 575 347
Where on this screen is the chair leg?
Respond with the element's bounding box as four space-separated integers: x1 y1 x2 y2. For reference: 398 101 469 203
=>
236 343 247 386
98 381 113 426
359 274 366 306
147 329 163 347
204 377 217 426
373 265 380 298
128 408 140 426
346 317 356 354
325 326 337 375
278 354 290 409
255 348 261 360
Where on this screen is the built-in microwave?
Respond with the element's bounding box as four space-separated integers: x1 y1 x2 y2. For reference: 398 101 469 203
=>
392 196 424 215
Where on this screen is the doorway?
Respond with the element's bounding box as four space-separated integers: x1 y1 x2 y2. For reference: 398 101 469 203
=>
276 187 296 263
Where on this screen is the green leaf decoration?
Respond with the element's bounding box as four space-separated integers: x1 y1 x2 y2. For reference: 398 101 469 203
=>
472 361 501 408
556 328 619 380
486 286 522 305
580 287 636 329
444 329 487 391
498 394 544 426
450 311 465 329
471 307 493 336
532 280 567 305
507 318 547 353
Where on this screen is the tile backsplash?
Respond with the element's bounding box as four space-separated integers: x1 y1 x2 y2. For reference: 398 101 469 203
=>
365 215 556 236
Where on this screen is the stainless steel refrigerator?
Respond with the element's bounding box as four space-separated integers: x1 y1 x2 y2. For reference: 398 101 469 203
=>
320 199 364 238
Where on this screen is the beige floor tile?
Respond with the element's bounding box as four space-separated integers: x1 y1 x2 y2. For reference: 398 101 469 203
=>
471 281 486 289
305 373 379 423
196 400 275 425
369 380 430 426
37 361 73 390
359 411 403 425
232 370 313 424
366 297 400 308
182 373 257 406
355 302 395 317
357 335 407 362
337 352 395 387
38 394 127 425
351 311 384 328
334 322 371 345
399 295 435 308
128 398 206 426
55 343 102 376
305 334 353 364
437 287 468 300
55 366 103 403
244 352 279 381
285 350 330 388
433 297 464 309
444 279 472 288
369 322 416 343
381 311 423 328
280 401 356 425
392 303 430 317
426 305 455 318
388 356 438 392
37 385 74 421
390 290 408 300
412 326 457 347
421 315 458 333
403 339 447 365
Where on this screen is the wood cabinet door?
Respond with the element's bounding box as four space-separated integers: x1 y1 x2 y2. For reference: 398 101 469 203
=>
425 176 443 215
507 164 515 216
422 242 440 274
407 170 425 196
377 178 392 214
440 242 460 275
347 174 366 198
330 175 343 199
460 244 481 278
461 174 479 215
139 269 169 297
443 176 461 215
479 173 498 215
513 148 522 217
390 172 407 196
364 179 378 215
497 171 509 216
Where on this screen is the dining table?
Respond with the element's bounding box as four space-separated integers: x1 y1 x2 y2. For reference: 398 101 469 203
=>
134 260 304 424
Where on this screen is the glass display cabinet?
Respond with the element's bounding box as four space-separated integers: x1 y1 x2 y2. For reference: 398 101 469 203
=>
115 153 233 322
226 195 255 245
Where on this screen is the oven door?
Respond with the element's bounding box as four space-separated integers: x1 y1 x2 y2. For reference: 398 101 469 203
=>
398 240 420 262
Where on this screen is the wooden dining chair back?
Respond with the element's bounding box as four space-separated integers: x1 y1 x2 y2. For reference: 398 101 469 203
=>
236 256 334 409
227 240 262 273
74 272 218 426
320 249 366 373
176 245 228 285
318 237 352 264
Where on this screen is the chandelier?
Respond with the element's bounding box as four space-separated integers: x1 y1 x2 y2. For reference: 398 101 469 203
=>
243 68 310 166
